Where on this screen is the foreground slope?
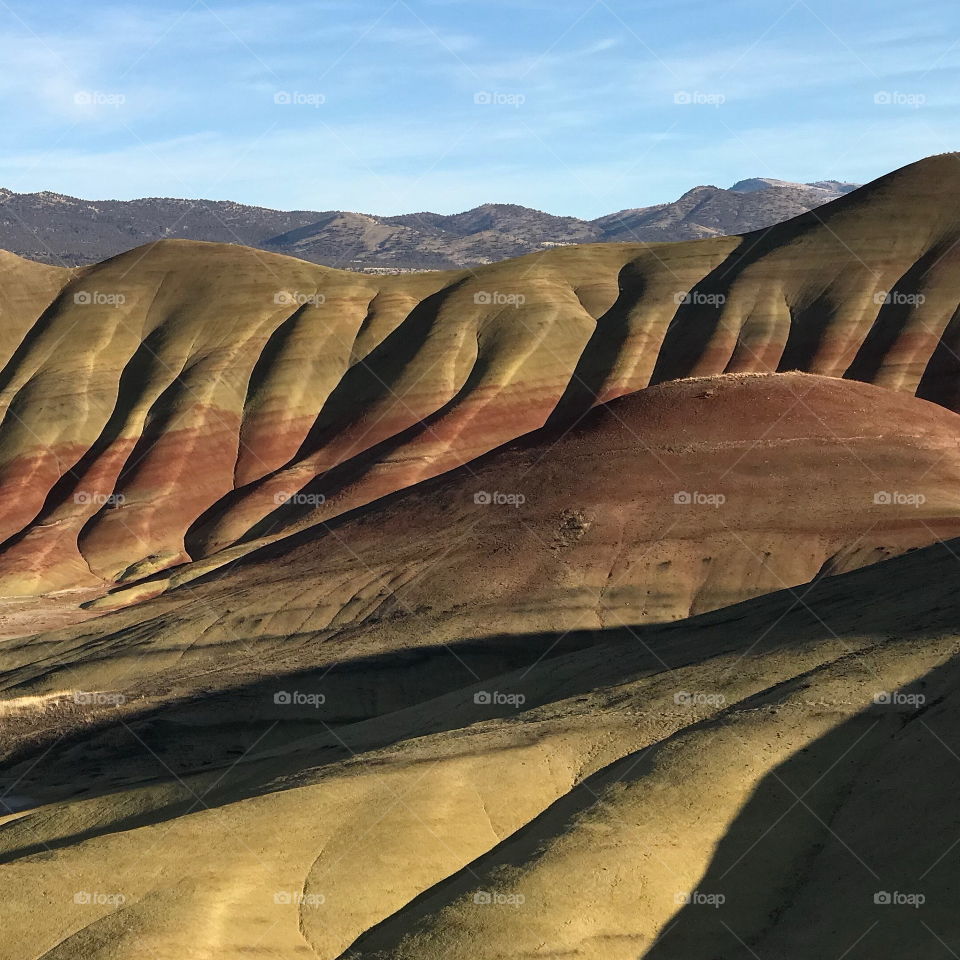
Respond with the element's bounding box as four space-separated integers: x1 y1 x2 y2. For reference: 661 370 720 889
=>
1 513 959 958
0 374 959 958
0 154 960 601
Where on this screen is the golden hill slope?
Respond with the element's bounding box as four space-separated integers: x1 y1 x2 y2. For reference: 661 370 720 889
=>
1 513 959 959
2 155 960 601
4 143 960 955
1 369 960 959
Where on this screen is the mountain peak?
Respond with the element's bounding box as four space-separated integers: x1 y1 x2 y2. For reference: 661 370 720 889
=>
0 174 860 269
729 177 797 193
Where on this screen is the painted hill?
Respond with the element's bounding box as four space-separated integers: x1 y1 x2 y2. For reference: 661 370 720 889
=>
0 155 959 960
1 484 960 958
0 155 954 604
2 370 959 728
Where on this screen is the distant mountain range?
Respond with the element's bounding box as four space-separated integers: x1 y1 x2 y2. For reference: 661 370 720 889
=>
0 177 859 271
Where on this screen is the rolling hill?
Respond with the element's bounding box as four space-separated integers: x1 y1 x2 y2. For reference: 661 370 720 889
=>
1 471 959 959
0 155 952 603
0 154 958 959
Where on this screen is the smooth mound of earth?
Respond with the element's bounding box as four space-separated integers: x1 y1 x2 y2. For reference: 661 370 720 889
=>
1 154 960 602
2 371 960 738
2 503 960 958
4 157 960 959
0 372 959 960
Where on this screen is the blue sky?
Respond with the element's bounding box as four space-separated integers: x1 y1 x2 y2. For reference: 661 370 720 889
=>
0 0 958 217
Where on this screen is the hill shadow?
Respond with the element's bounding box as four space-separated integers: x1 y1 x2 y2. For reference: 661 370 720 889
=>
641 656 960 959
2 536 959 886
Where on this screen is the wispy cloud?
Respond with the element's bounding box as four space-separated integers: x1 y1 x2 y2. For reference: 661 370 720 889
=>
0 0 957 216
